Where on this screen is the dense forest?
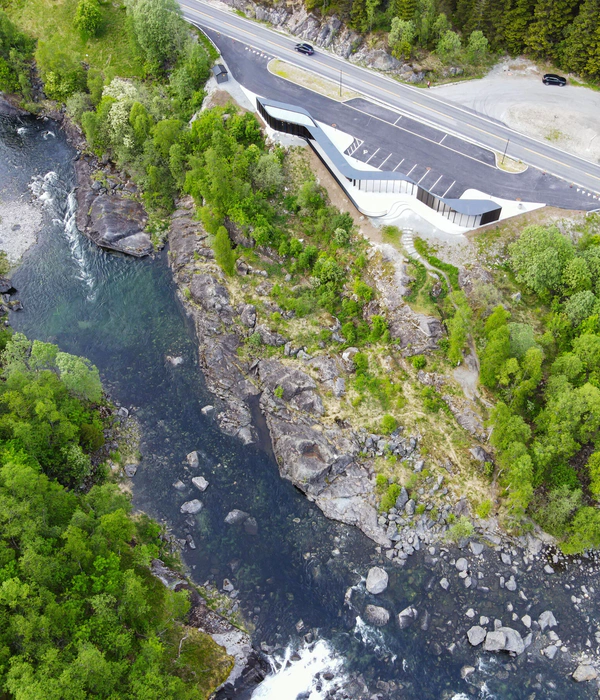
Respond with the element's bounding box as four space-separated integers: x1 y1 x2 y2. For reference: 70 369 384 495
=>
475 222 600 553
0 334 231 698
293 0 600 80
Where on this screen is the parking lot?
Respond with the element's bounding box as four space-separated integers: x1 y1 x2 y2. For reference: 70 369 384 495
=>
343 98 500 199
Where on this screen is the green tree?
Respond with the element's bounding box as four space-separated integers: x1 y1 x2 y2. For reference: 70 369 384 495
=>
389 18 416 58
213 226 236 276
391 0 417 21
350 0 368 31
562 0 600 78
525 0 581 60
366 0 380 30
501 0 536 55
466 30 489 64
251 152 284 195
509 225 574 297
126 0 187 69
55 352 103 403
564 290 597 326
562 256 592 293
436 29 462 63
74 0 103 37
563 506 600 553
36 41 87 101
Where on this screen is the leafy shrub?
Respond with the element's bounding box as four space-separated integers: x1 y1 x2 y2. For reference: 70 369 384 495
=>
213 226 236 276
446 516 474 542
380 414 397 435
74 0 103 37
380 483 401 512
476 499 492 519
411 354 426 369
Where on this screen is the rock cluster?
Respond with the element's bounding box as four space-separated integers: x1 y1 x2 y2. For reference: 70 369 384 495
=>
74 157 152 257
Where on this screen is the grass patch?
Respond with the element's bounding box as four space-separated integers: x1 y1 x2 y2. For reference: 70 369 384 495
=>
413 237 460 290
6 0 143 81
194 27 220 62
268 58 360 102
494 151 528 173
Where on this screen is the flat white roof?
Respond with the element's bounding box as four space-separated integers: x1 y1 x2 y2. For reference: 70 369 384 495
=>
263 104 315 128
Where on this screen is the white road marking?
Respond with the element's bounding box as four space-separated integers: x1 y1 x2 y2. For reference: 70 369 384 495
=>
430 174 444 191
394 115 403 125
393 159 405 171
406 163 418 177
442 181 456 198
378 153 392 168
440 134 447 144
417 170 430 184
365 147 380 164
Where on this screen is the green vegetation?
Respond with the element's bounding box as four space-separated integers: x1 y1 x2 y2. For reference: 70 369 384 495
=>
446 515 474 542
413 237 460 290
0 9 34 98
0 333 233 697
475 219 600 552
381 413 398 434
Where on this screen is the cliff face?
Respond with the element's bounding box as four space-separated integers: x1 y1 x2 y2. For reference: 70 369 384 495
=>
168 196 393 547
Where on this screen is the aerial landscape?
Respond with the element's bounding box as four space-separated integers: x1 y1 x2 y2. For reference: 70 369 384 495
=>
2 0 600 698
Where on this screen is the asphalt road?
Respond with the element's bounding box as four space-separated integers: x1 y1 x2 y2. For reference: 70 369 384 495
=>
198 30 594 210
180 0 600 204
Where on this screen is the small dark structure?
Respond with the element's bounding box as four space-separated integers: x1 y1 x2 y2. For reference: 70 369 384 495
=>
212 64 228 84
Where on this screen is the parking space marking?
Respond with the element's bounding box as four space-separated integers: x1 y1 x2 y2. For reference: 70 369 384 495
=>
393 159 405 171
394 115 403 125
442 181 456 198
344 101 498 171
379 153 393 169
430 174 444 192
440 134 446 145
406 164 418 177
417 170 431 184
365 148 381 164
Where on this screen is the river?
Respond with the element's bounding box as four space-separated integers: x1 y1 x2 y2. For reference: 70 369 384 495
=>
2 109 598 700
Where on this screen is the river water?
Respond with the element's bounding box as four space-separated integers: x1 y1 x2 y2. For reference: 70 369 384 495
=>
2 110 597 700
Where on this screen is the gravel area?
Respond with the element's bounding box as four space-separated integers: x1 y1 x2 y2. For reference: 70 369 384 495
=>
435 58 600 165
0 199 42 265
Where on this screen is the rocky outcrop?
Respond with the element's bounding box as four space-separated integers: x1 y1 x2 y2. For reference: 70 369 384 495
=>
150 559 266 691
219 0 425 81
168 196 391 548
74 158 152 257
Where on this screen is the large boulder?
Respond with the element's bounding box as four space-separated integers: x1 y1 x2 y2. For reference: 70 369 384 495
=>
397 606 418 629
538 610 558 632
467 626 486 647
364 604 390 627
87 194 152 257
192 476 209 492
180 499 203 515
573 664 598 682
483 628 524 655
225 509 250 525
365 567 388 595
189 275 232 316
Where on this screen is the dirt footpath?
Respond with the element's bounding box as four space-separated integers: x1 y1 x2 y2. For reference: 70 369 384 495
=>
434 58 600 165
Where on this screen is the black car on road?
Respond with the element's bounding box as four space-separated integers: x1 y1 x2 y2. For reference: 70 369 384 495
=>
543 73 567 86
295 42 314 55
